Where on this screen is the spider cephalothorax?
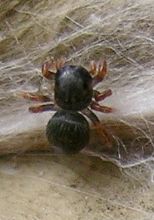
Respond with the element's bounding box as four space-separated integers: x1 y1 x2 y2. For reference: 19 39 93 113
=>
55 65 93 111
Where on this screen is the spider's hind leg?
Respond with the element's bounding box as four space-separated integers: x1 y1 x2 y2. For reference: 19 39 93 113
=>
82 108 112 147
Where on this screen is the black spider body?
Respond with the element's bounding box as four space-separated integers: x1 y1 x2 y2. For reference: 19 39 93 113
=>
46 110 89 154
46 65 93 153
54 65 93 111
22 59 112 154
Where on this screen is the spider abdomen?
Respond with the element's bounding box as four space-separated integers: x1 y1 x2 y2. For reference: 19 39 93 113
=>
46 110 89 154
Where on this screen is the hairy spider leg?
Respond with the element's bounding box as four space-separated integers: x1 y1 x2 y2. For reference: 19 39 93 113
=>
82 108 112 146
93 89 112 102
89 60 97 76
19 91 51 102
42 57 66 80
29 103 58 113
89 59 112 113
91 90 114 113
90 101 113 113
90 59 107 86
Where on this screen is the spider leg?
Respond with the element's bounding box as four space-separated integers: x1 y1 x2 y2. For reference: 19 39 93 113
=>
55 57 66 69
89 60 97 76
89 59 107 86
82 108 112 146
29 103 58 113
90 101 113 113
42 57 66 80
19 91 51 102
93 89 112 102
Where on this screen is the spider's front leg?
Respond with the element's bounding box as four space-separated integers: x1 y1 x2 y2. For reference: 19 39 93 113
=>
42 57 66 80
90 59 107 86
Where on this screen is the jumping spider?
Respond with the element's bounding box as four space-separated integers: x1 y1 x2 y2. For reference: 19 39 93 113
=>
21 58 113 153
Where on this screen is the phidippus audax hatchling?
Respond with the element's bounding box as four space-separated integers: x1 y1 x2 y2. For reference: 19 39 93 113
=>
21 58 113 153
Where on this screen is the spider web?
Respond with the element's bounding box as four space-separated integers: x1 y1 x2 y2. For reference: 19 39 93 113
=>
0 0 154 219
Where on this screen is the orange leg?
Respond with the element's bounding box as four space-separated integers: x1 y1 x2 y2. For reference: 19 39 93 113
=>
82 108 112 146
29 103 58 113
42 57 66 80
93 89 112 102
90 59 107 86
89 60 97 76
90 101 113 113
19 91 51 102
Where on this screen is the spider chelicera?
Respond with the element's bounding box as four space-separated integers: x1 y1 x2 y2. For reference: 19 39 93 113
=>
21 58 113 153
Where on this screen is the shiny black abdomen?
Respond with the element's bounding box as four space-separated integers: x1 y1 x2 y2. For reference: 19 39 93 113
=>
54 65 93 111
46 110 89 154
